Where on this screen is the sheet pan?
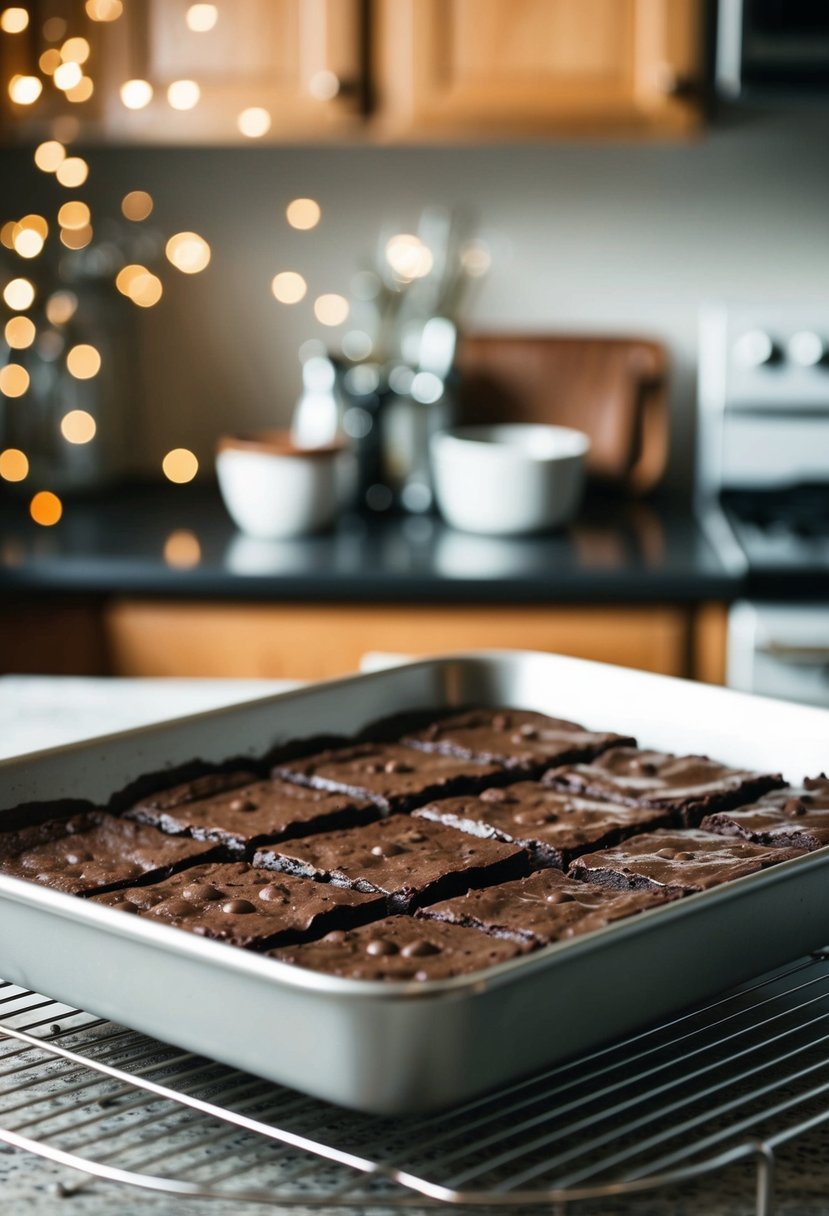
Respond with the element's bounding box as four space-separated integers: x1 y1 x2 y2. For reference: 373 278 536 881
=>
1 651 828 1114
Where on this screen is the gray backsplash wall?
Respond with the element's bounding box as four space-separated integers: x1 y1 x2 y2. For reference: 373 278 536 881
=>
3 109 828 497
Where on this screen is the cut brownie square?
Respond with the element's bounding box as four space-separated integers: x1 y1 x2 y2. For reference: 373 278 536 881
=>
701 776 829 851
0 810 219 897
545 747 785 826
413 782 670 868
253 816 529 912
569 829 805 896
273 742 504 814
417 868 672 946
91 862 386 949
270 915 524 981
402 707 633 774
125 776 377 852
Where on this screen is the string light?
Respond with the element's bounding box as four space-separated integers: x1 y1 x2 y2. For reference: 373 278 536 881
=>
0 449 28 481
165 232 211 274
66 343 102 379
167 80 200 110
0 364 30 397
54 61 83 91
34 141 65 172
9 76 43 105
66 76 94 103
314 293 350 326
58 200 90 229
55 156 89 187
271 271 307 304
121 190 154 221
3 278 35 310
12 228 43 258
0 7 28 33
120 79 153 109
61 37 91 64
162 449 198 483
185 4 218 32
127 271 163 307
30 491 63 526
385 234 433 281
60 410 97 444
4 316 36 348
237 107 270 138
286 198 321 230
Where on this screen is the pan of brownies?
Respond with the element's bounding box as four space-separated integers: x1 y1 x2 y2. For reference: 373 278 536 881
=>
1 651 828 1113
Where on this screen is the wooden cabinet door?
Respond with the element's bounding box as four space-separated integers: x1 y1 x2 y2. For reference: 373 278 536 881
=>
96 0 363 142
374 0 702 137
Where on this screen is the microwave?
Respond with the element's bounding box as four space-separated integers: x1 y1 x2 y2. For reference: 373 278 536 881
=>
717 0 829 97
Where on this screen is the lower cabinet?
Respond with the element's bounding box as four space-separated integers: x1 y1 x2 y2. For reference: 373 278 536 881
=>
2 598 727 683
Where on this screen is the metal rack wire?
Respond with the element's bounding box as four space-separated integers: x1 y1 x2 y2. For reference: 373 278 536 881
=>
3 953 829 1215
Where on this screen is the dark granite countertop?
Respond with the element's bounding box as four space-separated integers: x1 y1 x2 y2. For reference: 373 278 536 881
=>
0 484 740 603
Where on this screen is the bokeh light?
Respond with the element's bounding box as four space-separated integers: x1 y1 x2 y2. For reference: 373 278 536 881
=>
54 61 83 91
30 491 63 526
55 156 89 187
66 343 102 379
61 36 91 63
0 222 14 249
5 316 36 348
167 79 200 110
85 0 123 20
162 448 198 483
286 198 321 230
3 278 35 310
0 7 28 33
12 228 43 258
186 4 218 32
165 232 211 274
127 271 163 307
66 76 94 103
60 224 93 249
58 200 90 230
120 79 153 109
39 49 62 75
0 364 30 397
164 529 202 568
9 76 43 105
385 234 434 281
0 448 28 481
237 107 270 138
34 141 65 172
308 70 339 101
314 293 350 326
121 190 153 221
60 410 97 444
271 271 307 304
43 16 67 40
46 291 78 325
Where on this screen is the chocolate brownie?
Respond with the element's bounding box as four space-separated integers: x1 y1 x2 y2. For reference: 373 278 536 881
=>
0 810 218 897
270 915 524 981
701 776 829 851
546 747 785 826
253 816 529 912
417 868 672 945
569 829 805 895
126 776 377 851
91 862 385 948
273 742 503 814
402 708 633 773
414 782 671 868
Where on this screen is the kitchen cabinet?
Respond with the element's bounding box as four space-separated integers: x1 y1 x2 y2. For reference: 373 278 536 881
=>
3 598 727 684
373 0 703 138
2 0 703 142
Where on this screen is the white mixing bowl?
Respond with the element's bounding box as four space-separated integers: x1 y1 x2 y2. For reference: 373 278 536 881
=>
431 424 590 536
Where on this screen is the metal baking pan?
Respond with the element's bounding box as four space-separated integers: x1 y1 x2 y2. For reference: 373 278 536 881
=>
1 651 829 1115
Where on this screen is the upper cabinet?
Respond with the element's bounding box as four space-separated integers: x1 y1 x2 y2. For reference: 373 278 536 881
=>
373 0 703 138
1 0 704 144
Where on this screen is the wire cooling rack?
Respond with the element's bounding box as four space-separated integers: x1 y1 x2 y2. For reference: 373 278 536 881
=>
4 954 829 1215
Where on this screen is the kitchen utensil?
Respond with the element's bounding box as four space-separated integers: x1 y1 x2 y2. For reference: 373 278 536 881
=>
431 423 589 535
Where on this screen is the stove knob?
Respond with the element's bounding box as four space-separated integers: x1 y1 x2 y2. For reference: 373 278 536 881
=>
733 329 776 368
787 330 826 367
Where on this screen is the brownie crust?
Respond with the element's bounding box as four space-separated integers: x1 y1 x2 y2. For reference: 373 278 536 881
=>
91 862 386 948
274 742 505 814
701 776 829 851
0 810 218 896
417 868 672 945
271 915 524 981
126 776 377 851
569 829 805 895
402 708 633 773
414 782 671 868
253 816 529 912
546 747 785 826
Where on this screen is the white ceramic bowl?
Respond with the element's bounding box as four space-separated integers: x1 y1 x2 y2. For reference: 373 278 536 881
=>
430 424 590 536
216 433 351 539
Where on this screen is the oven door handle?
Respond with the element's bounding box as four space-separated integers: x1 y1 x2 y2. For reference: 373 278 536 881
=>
758 643 829 666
